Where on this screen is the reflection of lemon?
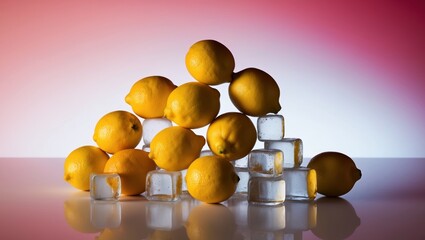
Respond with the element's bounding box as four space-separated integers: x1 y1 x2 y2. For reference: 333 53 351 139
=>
104 149 156 195
93 110 142 154
125 76 177 118
312 197 361 239
149 126 205 171
164 82 220 129
148 227 189 240
207 112 257 161
97 200 153 239
186 156 239 203
185 203 236 240
64 193 101 233
307 152 362 197
185 39 235 85
64 145 109 191
229 68 281 116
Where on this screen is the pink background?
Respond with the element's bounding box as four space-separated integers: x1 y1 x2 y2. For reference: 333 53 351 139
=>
1 0 424 158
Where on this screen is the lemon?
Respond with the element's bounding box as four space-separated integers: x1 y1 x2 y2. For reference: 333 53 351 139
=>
206 112 257 161
185 39 235 85
64 145 109 191
125 76 177 118
229 67 281 116
164 82 220 129
186 156 239 203
185 203 236 240
307 151 362 197
149 126 205 171
93 110 142 154
104 149 156 195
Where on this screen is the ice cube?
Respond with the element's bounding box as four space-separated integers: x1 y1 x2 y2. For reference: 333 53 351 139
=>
285 200 317 231
283 167 317 200
145 170 182 201
146 201 184 230
233 155 249 169
257 114 285 141
248 177 286 205
200 149 215 157
248 204 286 231
142 118 172 145
248 149 283 177
142 144 151 152
180 169 188 192
264 138 303 167
90 173 121 201
90 201 121 229
235 168 249 194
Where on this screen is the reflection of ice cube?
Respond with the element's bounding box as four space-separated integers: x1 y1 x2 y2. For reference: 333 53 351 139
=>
283 167 317 201
264 138 303 167
146 201 183 230
248 149 283 177
233 155 249 168
235 168 249 194
285 200 317 231
90 201 121 229
142 118 172 145
90 173 121 201
146 170 182 201
227 195 249 228
257 114 285 141
248 204 286 231
248 177 286 205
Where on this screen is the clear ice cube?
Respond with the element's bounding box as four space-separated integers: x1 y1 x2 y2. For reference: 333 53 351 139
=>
264 138 303 167
142 118 172 145
257 114 285 141
248 177 286 205
233 155 249 169
142 144 151 152
283 167 317 200
146 201 184 230
235 168 249 194
180 169 188 192
90 201 121 229
90 173 121 201
248 204 286 231
285 200 317 231
200 149 215 157
248 149 283 177
145 170 182 201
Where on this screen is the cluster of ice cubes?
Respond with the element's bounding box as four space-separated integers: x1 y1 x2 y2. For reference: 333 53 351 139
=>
89 114 316 204
234 114 317 204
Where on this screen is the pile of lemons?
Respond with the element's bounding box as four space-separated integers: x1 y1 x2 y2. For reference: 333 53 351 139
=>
64 39 361 202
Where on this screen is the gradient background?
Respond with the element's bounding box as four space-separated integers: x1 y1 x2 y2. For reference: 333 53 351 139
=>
1 0 424 158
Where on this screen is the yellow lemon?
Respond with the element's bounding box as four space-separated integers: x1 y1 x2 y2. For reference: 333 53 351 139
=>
125 76 177 118
229 67 281 116
206 112 257 161
164 82 220 129
185 203 236 240
186 156 239 203
149 126 205 171
104 149 156 195
93 110 142 154
64 145 109 191
307 151 362 197
185 39 235 85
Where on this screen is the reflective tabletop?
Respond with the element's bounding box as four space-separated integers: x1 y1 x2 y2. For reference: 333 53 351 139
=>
1 158 424 239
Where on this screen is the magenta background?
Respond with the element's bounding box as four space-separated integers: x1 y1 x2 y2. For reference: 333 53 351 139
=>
1 0 424 157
